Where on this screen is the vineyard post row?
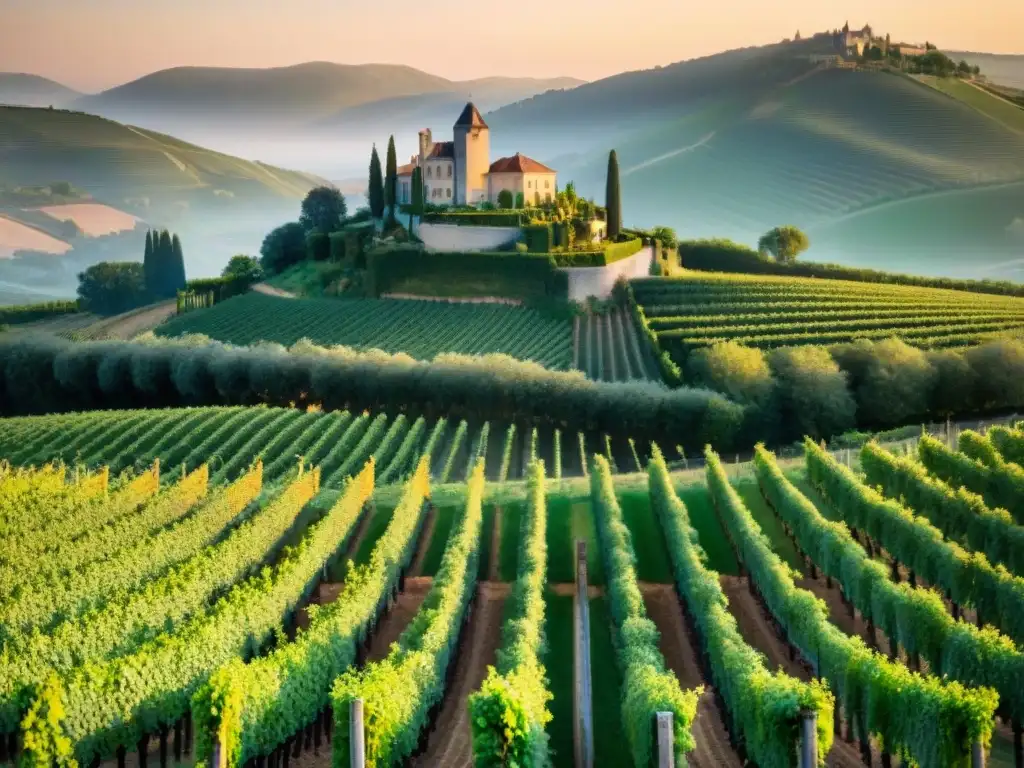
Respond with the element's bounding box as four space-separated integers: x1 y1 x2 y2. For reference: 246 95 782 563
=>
704 446 997 768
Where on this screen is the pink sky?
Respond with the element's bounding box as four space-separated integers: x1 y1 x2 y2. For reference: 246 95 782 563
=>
2 0 1021 92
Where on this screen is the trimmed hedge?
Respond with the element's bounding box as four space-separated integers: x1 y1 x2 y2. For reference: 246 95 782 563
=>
525 223 553 253
0 301 80 325
365 245 568 301
678 239 1024 298
421 210 528 227
184 275 254 304
0 334 747 453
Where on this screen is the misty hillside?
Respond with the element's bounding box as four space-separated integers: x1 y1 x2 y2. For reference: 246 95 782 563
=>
0 105 327 209
73 63 581 132
0 74 82 108
312 76 582 135
480 44 1024 281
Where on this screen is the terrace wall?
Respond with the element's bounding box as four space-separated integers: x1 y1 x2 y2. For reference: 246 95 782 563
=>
417 223 520 252
562 246 653 301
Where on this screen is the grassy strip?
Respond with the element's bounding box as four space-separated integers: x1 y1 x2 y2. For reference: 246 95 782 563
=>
590 455 699 765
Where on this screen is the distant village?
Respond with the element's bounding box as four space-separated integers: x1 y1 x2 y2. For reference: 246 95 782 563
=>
784 22 961 73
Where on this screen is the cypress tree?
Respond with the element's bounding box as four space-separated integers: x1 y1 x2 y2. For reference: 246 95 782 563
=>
605 149 622 240
143 230 156 298
158 230 174 298
171 234 187 291
385 135 398 224
368 145 385 220
410 166 423 231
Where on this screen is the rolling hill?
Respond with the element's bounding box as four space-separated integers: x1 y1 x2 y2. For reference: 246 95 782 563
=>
73 63 582 133
0 105 327 208
483 44 1024 280
0 105 330 295
0 73 82 108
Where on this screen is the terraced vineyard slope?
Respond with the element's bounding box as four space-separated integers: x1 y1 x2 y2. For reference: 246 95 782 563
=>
156 293 574 369
633 271 1024 361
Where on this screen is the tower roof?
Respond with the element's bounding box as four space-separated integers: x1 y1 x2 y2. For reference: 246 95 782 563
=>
454 102 488 129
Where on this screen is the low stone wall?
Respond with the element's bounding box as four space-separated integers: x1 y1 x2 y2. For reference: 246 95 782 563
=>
561 247 653 301
417 223 520 252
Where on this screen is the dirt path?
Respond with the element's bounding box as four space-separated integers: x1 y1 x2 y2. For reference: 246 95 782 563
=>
720 576 880 768
412 582 511 768
548 583 605 598
487 507 502 582
409 506 438 576
252 282 296 298
79 300 176 340
366 576 433 662
639 583 742 768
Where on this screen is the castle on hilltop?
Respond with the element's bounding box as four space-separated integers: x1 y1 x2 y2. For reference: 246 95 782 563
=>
396 102 557 208
836 21 873 56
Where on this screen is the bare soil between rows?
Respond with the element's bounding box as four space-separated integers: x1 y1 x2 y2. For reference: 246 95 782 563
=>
412 581 511 767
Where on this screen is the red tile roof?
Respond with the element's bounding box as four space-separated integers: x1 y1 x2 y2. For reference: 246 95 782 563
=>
427 141 455 159
397 162 416 177
488 153 556 174
454 102 488 129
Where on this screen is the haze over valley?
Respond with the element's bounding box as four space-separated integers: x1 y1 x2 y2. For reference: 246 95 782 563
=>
1 6 1023 300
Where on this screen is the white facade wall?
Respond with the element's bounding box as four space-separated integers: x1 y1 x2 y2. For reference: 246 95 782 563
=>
417 223 520 252
561 247 653 301
424 159 454 204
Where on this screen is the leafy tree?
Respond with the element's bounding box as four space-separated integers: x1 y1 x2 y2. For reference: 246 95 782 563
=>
260 222 307 275
972 64 981 76
767 346 856 439
605 149 622 240
497 189 513 209
516 192 525 209
958 60 972 75
77 262 146 315
758 226 809 263
832 338 936 426
299 186 348 234
650 226 678 248
385 136 398 224
222 255 264 282
368 145 385 219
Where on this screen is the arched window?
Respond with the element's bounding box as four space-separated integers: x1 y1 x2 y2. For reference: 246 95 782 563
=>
446 187 452 198
427 167 432 179
447 165 452 178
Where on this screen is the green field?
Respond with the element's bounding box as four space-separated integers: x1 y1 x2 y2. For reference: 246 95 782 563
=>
157 292 574 368
633 271 1024 358
915 75 1024 134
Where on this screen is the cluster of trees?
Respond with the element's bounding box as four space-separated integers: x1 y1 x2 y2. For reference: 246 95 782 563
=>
686 336 1024 444
143 230 187 300
76 230 187 315
260 186 350 275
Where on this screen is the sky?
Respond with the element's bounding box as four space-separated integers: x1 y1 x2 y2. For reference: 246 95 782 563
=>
2 0 1022 92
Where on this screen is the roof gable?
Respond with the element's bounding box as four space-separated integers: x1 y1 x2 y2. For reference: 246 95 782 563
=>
488 153 556 174
454 102 488 129
427 141 455 159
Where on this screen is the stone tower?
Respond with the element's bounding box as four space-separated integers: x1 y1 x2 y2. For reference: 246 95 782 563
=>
418 129 433 168
453 103 489 205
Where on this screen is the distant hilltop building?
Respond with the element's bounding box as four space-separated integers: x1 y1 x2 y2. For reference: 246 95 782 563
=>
396 102 557 207
834 21 873 56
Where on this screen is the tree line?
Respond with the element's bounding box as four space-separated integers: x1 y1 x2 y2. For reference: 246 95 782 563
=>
76 229 187 315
